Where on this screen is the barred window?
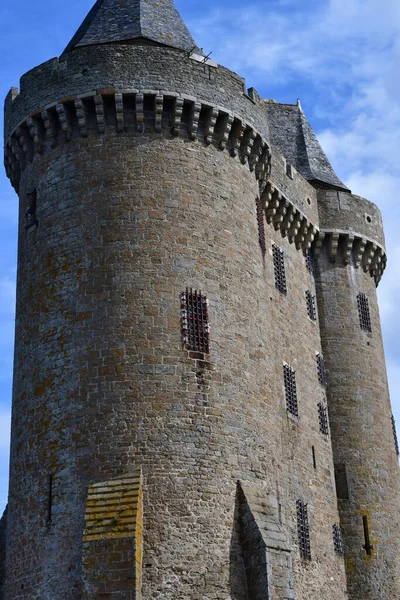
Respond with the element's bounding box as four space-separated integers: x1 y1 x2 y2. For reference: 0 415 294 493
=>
316 353 327 387
283 364 298 416
318 402 329 435
357 293 372 332
296 499 311 560
180 289 209 353
272 244 287 294
333 524 344 555
305 248 315 276
255 197 266 254
306 290 316 321
392 415 399 456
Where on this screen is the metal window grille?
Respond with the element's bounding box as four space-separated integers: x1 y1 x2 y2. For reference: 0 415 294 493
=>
316 353 327 386
180 289 210 353
283 364 298 416
357 292 372 332
306 290 316 321
333 524 344 555
305 248 315 275
255 197 266 254
392 415 399 456
296 499 311 560
272 244 287 294
318 402 329 435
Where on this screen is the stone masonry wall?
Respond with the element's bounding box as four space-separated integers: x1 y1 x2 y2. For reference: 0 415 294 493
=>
4 123 347 599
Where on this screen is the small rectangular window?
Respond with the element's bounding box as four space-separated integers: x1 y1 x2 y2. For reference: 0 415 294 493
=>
181 289 210 353
334 463 350 500
296 499 311 560
333 524 344 555
272 244 287 294
357 293 372 332
305 249 315 276
283 364 298 416
392 415 399 456
255 197 266 254
306 290 316 321
312 446 317 470
318 402 329 435
316 353 327 386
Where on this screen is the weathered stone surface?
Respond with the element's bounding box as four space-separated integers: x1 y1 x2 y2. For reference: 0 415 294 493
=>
2 1 400 599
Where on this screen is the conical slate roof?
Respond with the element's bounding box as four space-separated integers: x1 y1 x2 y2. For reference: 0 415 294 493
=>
265 101 349 191
64 0 201 54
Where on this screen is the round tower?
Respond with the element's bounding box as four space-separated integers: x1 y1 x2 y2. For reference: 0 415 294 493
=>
4 1 398 599
314 189 400 599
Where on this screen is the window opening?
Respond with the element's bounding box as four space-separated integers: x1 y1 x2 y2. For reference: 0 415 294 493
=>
392 415 399 456
296 499 311 560
318 402 329 436
272 244 287 294
362 515 373 556
47 474 53 523
255 197 266 254
333 524 344 555
306 290 316 321
283 364 298 416
26 189 38 230
305 248 315 275
357 293 372 332
316 353 327 386
181 289 210 353
312 446 316 470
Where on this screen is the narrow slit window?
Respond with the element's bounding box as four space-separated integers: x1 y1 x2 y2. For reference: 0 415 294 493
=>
312 446 317 470
296 499 311 560
333 524 344 555
255 197 266 254
392 415 399 456
47 474 53 523
362 515 373 556
357 293 372 332
318 402 329 436
316 353 327 387
305 248 315 276
283 364 298 416
181 289 210 353
306 290 316 321
272 244 287 294
26 189 38 230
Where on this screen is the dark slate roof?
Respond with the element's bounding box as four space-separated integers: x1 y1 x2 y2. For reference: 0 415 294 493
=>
64 0 201 54
265 101 349 191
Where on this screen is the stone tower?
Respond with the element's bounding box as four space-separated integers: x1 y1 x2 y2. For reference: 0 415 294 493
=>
2 1 400 599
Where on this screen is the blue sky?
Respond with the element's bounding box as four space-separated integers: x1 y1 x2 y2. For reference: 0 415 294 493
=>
0 0 399 511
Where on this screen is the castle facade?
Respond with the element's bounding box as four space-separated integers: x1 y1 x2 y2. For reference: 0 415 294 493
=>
2 1 400 598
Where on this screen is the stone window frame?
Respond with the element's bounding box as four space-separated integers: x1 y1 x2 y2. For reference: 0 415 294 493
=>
333 523 344 555
305 290 317 321
283 363 298 417
357 292 372 333
180 289 210 353
296 499 311 560
316 352 327 387
272 244 287 294
318 401 329 436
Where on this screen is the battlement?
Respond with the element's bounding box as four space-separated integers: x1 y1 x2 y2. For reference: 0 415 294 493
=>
4 88 272 195
4 45 270 143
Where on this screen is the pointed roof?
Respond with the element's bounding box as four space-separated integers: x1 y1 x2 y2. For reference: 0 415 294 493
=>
265 101 349 191
64 0 201 55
